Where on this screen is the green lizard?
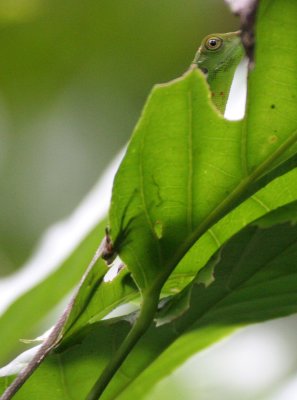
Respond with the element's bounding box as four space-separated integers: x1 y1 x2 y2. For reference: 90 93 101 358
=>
192 31 245 114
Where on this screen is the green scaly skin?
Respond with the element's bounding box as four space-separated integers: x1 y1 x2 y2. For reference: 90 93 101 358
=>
192 31 245 114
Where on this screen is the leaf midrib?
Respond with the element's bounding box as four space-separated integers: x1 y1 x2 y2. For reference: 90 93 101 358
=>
187 90 194 233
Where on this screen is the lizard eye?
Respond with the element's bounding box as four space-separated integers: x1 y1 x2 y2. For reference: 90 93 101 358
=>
205 36 223 51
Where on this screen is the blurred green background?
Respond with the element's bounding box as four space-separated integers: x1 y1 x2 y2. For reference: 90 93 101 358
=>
0 0 237 275
3 3 297 400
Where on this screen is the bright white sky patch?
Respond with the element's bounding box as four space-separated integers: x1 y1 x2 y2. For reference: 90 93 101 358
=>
225 57 248 121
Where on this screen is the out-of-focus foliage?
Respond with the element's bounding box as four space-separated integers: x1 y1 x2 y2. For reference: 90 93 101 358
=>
0 0 236 273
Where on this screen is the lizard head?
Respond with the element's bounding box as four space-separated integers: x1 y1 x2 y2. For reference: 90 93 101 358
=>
192 31 244 81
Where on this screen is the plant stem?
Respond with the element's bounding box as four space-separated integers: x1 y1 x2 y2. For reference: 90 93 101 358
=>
86 291 159 400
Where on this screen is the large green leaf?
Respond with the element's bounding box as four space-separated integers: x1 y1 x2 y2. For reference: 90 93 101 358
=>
109 0 297 298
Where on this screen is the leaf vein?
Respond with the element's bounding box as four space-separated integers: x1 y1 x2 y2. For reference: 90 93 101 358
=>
187 91 194 233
